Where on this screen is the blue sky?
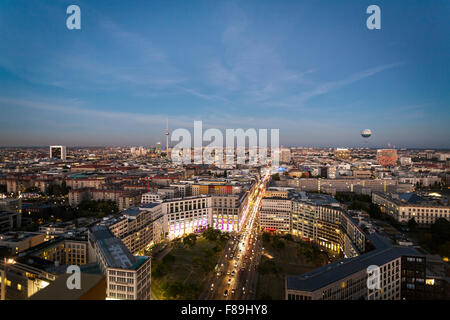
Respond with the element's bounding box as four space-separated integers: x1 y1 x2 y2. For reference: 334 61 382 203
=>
0 0 449 148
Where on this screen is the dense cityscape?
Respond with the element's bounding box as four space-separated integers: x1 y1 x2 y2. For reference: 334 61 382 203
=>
1 142 449 300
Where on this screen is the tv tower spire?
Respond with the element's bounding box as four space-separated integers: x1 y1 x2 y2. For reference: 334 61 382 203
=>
165 118 169 156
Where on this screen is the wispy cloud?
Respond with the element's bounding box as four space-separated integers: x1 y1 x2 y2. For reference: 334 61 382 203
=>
260 62 407 109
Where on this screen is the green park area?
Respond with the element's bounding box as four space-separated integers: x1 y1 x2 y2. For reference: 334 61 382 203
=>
256 233 329 300
151 228 228 299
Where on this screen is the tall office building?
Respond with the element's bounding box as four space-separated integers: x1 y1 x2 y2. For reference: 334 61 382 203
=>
49 146 66 160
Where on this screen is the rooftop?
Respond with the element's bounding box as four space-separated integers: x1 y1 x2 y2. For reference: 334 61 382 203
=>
89 225 148 270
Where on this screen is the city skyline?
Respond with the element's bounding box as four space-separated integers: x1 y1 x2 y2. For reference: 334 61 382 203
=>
0 0 449 148
1 1 449 305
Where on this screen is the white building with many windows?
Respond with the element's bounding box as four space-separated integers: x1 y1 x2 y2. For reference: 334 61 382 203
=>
161 195 212 239
88 225 151 300
372 192 450 224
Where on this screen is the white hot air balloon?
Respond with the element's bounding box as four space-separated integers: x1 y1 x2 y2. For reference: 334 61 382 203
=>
360 129 372 138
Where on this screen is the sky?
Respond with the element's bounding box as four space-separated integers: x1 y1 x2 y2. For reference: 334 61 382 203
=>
0 0 449 148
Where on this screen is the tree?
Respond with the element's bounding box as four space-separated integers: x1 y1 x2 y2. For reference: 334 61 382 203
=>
152 262 168 278
24 186 40 193
183 234 197 248
78 199 118 218
203 227 221 241
369 203 382 219
430 218 450 247
262 232 271 243
162 253 176 264
283 233 293 241
408 218 418 231
272 237 285 249
438 241 450 258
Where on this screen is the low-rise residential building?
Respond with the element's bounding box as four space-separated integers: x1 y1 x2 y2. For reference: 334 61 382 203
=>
0 232 46 255
141 192 166 203
68 188 143 211
39 222 76 240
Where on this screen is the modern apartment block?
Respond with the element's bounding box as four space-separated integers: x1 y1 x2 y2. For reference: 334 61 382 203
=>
274 178 404 194
88 225 151 300
161 195 212 239
372 192 450 224
191 182 243 196
33 238 89 266
260 197 292 233
65 175 109 190
212 193 248 232
38 222 76 240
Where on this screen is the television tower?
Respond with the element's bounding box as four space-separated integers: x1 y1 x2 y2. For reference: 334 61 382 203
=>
165 118 169 155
